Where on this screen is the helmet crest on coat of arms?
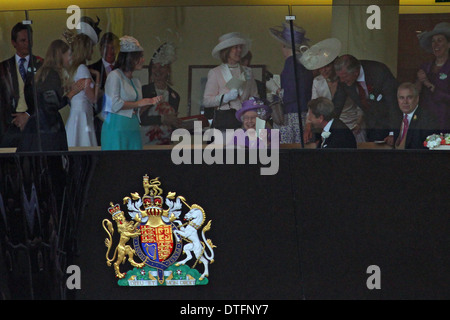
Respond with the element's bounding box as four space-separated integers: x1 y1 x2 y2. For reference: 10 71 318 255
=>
102 174 216 286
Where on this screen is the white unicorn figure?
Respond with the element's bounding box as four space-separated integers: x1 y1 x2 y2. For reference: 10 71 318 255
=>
173 205 215 280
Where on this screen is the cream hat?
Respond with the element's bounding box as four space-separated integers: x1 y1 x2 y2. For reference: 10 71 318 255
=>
76 22 99 44
120 36 144 52
417 22 450 53
299 38 341 70
211 32 250 60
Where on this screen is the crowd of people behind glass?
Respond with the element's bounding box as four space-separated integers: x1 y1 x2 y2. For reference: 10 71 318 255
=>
0 17 448 151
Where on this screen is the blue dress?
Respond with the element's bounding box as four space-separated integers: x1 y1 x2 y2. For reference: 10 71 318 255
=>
101 69 143 150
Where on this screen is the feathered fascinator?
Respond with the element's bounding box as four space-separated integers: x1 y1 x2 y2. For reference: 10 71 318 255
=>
150 29 182 66
151 42 176 66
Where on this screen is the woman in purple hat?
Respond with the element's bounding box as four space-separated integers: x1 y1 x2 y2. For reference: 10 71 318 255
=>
416 22 450 133
269 22 313 144
230 96 271 148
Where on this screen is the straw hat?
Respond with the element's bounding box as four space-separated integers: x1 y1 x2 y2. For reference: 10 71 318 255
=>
417 22 450 53
269 22 309 49
299 38 341 70
211 32 250 60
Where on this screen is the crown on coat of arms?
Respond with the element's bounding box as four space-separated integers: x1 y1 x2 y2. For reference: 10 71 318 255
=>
108 202 122 217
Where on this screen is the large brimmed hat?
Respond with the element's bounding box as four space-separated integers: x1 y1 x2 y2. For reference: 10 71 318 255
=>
235 97 270 122
211 32 250 60
299 38 341 70
269 22 309 49
417 22 450 53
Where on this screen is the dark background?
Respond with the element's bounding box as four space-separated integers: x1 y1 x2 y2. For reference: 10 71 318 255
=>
1 149 449 299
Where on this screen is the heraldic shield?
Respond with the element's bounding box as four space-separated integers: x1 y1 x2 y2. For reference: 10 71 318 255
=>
102 174 216 286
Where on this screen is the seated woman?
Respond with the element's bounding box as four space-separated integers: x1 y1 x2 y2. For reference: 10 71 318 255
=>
229 97 271 148
416 22 450 133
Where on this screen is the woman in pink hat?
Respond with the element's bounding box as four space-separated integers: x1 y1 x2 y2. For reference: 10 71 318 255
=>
416 22 450 133
203 32 258 131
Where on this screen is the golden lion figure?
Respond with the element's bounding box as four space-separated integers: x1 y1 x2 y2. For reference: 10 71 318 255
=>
102 206 144 279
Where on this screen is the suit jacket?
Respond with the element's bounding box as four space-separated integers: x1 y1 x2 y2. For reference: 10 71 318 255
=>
0 55 43 147
320 118 357 149
88 59 108 90
140 82 180 126
393 105 439 149
333 60 401 140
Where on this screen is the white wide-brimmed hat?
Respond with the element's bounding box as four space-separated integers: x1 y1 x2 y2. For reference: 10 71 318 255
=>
299 38 341 70
76 22 98 44
417 22 450 53
269 22 309 49
211 32 250 60
120 36 144 52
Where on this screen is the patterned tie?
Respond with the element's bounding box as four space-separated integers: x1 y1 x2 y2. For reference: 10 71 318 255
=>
19 58 27 82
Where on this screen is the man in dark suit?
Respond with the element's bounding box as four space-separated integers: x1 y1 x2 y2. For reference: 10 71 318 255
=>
391 82 439 149
88 32 119 145
307 97 357 149
333 54 402 143
0 22 43 147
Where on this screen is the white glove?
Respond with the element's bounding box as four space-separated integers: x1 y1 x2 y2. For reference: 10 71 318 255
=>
222 89 238 104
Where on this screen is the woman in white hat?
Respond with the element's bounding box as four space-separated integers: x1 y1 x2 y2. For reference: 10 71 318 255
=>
101 36 162 150
300 38 366 143
416 22 450 133
203 32 258 131
268 22 313 144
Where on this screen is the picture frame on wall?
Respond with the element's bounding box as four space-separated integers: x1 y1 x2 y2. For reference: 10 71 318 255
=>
187 64 266 116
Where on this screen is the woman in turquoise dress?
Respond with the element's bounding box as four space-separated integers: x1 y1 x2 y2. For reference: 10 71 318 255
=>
101 36 162 150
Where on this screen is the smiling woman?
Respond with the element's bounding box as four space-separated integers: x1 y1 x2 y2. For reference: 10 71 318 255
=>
416 22 450 133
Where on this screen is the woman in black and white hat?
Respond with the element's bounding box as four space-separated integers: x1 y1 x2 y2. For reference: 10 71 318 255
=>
203 32 258 132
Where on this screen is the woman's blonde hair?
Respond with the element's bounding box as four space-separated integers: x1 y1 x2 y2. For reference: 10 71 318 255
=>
35 39 70 90
68 33 93 78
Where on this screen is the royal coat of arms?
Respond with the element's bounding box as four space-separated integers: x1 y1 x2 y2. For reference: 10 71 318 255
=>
102 174 216 286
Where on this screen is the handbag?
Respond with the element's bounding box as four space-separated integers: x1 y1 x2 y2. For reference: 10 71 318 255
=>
212 109 242 130
270 101 285 126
